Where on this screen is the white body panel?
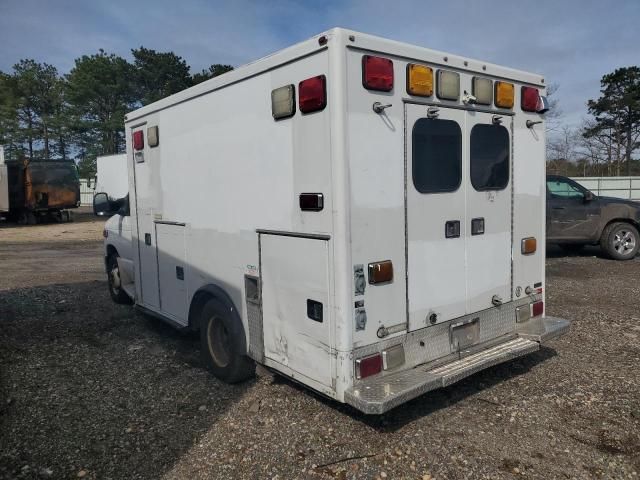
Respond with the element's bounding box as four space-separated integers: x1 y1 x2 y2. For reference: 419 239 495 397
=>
96 154 128 200
0 164 8 214
120 28 549 406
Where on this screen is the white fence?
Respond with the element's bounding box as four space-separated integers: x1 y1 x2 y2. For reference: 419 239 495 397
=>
80 178 96 206
571 177 640 201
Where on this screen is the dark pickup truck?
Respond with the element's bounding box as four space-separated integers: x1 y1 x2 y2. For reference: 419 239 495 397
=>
546 175 640 260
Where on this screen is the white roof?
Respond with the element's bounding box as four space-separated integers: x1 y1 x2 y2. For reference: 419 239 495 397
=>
126 27 545 123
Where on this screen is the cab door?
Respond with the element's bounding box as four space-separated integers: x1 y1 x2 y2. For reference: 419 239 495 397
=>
546 176 601 241
406 104 467 331
465 112 513 312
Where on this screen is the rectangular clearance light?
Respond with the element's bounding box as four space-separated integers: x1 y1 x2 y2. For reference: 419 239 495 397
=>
299 75 326 114
521 237 537 255
133 130 144 150
436 70 460 101
299 193 324 211
407 64 433 97
521 86 540 112
362 55 394 92
495 81 515 109
271 84 295 119
368 260 393 284
530 300 544 317
472 77 493 105
355 353 382 379
147 126 159 147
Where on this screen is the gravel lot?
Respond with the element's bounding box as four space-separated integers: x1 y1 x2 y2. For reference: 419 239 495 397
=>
1 211 639 479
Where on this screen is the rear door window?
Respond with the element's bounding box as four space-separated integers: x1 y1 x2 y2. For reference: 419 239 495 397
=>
412 118 462 193
470 124 509 191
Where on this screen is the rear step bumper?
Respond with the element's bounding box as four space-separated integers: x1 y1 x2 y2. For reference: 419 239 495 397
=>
345 316 570 414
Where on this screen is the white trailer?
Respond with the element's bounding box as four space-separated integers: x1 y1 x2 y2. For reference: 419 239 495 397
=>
95 154 128 200
106 28 569 413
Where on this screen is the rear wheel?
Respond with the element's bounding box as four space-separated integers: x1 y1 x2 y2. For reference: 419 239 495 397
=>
107 254 133 304
199 298 254 383
600 222 639 260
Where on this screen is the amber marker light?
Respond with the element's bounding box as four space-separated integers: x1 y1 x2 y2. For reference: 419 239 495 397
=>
521 237 537 255
495 81 515 109
407 64 433 97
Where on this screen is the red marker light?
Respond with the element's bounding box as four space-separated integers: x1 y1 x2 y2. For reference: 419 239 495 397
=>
531 300 544 317
299 75 327 114
356 353 382 379
521 86 540 112
132 130 144 150
362 55 394 92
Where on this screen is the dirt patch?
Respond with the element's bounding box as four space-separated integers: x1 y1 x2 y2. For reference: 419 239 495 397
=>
1 220 640 479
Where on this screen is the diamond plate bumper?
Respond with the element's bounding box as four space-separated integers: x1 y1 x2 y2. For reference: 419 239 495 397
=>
345 312 570 415
516 315 570 343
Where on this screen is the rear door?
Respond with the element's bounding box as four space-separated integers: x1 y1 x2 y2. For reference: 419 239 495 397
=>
406 105 467 330
406 105 513 331
466 112 512 312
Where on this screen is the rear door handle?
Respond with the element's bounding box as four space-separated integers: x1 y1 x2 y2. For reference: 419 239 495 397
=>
552 206 565 210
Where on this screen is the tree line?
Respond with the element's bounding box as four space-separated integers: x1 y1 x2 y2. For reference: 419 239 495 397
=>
1 49 638 178
547 66 640 177
0 48 232 176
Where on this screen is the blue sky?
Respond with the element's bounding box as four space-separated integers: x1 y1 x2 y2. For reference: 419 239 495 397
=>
1 0 639 130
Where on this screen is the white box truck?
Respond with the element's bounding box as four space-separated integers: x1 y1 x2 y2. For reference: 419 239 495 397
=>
95 154 129 200
0 146 8 215
97 28 569 414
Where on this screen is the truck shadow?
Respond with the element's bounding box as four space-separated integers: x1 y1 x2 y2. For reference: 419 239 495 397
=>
0 280 249 480
545 244 604 259
272 346 556 431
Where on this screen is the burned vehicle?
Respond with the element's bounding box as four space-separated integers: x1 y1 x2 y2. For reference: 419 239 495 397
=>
1 159 80 224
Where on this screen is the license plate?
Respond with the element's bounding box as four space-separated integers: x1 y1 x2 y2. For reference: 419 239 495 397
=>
450 317 480 351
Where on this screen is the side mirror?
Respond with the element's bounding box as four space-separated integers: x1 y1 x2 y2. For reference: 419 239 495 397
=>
93 192 114 216
584 191 594 202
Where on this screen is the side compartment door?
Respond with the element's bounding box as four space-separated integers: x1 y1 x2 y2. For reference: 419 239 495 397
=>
156 222 189 323
260 234 333 391
130 125 160 309
406 104 467 331
465 112 513 312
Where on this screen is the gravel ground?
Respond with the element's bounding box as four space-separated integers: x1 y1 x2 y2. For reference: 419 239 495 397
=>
1 212 639 479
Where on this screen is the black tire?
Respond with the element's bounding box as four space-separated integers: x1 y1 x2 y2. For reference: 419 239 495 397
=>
107 254 133 304
199 297 254 383
600 222 640 260
558 243 585 254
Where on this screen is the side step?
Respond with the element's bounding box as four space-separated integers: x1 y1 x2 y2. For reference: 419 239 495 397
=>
345 337 539 415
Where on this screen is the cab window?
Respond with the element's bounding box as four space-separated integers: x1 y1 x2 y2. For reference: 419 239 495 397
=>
412 118 462 194
547 178 584 199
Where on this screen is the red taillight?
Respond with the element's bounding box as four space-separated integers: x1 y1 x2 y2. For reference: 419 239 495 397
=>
531 300 544 317
133 130 144 150
362 55 394 92
356 353 382 379
521 86 540 112
299 75 327 114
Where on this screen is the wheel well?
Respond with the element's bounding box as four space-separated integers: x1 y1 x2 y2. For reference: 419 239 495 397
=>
189 291 212 332
187 285 247 352
106 244 118 258
601 218 640 237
